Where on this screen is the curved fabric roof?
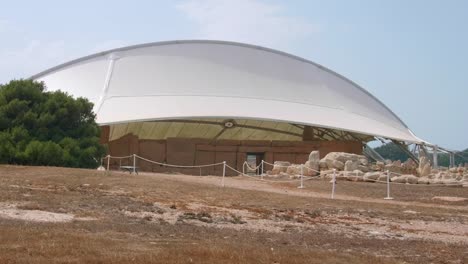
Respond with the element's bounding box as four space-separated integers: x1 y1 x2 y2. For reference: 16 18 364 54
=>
31 40 425 143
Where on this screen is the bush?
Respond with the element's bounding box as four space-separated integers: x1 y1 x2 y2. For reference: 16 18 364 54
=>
0 79 105 168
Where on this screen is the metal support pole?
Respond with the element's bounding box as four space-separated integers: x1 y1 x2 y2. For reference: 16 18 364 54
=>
133 154 136 174
450 153 455 168
106 155 110 172
199 167 202 176
298 165 304 189
242 162 245 175
433 145 438 169
384 170 394 200
222 161 226 187
331 169 336 199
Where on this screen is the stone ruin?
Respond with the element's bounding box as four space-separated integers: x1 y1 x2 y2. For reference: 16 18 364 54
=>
266 151 468 187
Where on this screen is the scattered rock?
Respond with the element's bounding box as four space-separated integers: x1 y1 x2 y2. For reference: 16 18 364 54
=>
432 196 468 202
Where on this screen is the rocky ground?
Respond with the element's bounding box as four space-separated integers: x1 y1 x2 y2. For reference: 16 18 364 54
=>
0 165 467 263
267 151 468 187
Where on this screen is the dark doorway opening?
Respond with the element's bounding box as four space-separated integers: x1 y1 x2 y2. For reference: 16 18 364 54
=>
246 152 265 175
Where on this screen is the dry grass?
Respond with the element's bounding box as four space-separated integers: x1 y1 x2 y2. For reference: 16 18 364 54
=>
0 165 467 263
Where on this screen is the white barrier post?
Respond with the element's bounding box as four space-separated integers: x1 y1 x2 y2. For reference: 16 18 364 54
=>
331 169 336 199
222 161 226 187
298 165 304 189
384 170 394 200
261 161 264 180
242 162 245 175
133 154 136 174
261 160 264 175
106 155 110 172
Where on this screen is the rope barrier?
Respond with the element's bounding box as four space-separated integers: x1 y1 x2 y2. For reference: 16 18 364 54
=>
135 155 224 168
102 154 464 188
107 155 133 159
243 161 262 171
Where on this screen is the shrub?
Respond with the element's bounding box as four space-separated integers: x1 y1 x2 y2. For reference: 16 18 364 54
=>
0 79 105 168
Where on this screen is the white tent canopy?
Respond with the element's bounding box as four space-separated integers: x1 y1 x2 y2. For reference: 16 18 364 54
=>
31 40 426 144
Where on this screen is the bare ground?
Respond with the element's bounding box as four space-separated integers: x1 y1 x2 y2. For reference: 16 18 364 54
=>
0 165 467 264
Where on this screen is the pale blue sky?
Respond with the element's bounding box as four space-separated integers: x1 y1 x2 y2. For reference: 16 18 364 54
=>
1 0 466 150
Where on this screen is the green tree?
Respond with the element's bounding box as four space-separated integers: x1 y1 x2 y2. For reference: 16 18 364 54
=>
438 148 468 167
0 79 105 168
374 142 410 162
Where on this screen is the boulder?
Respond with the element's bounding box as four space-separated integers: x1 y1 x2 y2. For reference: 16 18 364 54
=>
358 165 369 173
406 175 419 184
321 152 367 164
352 170 364 177
376 161 385 170
369 164 382 171
359 158 369 166
344 160 358 171
391 174 418 184
377 174 389 183
420 163 431 177
417 177 430 184
384 164 402 174
271 161 290 174
449 167 458 173
319 160 328 169
417 156 432 177
363 172 381 182
401 159 417 174
343 170 364 181
323 159 344 170
320 169 334 178
443 173 456 180
286 164 300 175
287 164 318 177
304 160 319 176
308 151 320 162
391 176 406 183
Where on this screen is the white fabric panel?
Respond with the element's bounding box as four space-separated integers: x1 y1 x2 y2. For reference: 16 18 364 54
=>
35 58 109 104
31 40 424 143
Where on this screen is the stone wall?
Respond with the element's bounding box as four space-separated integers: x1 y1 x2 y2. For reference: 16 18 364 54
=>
106 134 363 176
